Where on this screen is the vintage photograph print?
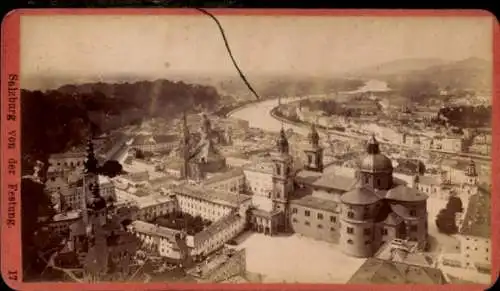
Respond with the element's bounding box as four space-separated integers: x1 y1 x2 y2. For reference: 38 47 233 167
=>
1 9 498 290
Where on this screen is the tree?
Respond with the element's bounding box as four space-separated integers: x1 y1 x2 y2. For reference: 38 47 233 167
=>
435 209 458 234
446 196 464 213
21 177 57 279
435 195 463 235
99 160 123 178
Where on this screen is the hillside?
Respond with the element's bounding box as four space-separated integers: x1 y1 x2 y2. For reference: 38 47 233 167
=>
386 57 492 92
348 58 449 79
21 79 223 161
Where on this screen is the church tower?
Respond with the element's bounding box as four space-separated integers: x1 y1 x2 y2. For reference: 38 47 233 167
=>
180 111 191 180
463 159 479 197
82 136 107 227
303 123 323 172
271 127 294 232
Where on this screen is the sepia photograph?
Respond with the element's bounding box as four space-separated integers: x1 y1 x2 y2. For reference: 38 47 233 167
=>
15 11 493 285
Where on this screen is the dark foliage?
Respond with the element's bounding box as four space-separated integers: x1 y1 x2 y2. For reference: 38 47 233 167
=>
21 177 58 278
98 160 123 178
433 105 491 128
21 79 222 170
435 196 464 235
152 213 211 235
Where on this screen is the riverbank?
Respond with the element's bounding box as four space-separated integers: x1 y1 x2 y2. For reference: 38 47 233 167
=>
270 105 491 162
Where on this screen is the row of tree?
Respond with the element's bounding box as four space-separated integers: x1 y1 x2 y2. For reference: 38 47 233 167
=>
21 79 223 173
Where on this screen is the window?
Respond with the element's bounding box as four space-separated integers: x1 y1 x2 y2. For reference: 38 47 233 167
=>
486 248 489 252
330 216 336 223
292 208 298 214
292 218 298 223
317 213 323 220
347 211 355 219
364 229 371 236
305 221 310 226
382 228 388 235
305 210 311 217
381 240 386 245
365 240 371 245
347 227 354 234
330 227 335 231
276 165 281 176
376 179 381 187
318 224 323 229
410 209 417 216
347 239 353 244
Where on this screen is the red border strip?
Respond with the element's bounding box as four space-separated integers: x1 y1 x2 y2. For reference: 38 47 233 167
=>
1 8 499 291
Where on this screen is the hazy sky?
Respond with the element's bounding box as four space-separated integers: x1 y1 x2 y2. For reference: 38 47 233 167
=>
21 14 493 88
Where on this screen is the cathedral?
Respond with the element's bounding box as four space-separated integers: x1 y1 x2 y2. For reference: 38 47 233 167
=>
173 114 430 258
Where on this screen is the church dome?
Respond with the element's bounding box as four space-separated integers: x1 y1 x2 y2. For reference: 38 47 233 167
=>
360 135 393 173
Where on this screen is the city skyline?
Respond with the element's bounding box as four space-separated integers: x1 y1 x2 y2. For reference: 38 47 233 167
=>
21 15 493 90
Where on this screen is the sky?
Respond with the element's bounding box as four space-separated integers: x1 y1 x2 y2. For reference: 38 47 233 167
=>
20 14 493 89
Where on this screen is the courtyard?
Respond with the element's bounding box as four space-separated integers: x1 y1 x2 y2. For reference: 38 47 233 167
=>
237 232 366 283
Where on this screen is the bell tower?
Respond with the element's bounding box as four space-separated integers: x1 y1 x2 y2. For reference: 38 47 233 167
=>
82 136 100 225
463 159 479 197
303 123 323 172
272 127 294 231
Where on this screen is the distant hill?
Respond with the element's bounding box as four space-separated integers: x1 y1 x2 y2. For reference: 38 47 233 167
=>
348 58 449 79
350 57 492 93
386 57 492 92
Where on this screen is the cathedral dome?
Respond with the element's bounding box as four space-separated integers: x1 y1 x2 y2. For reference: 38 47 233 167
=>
360 135 393 174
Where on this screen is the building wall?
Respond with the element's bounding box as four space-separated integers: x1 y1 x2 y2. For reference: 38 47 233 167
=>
200 249 246 283
192 215 246 257
136 200 178 221
176 194 233 222
459 235 491 268
340 203 378 258
130 230 183 259
205 175 245 194
48 155 86 169
243 169 274 197
290 203 341 243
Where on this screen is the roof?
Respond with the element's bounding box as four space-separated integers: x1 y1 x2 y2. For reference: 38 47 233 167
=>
136 195 174 209
195 213 242 244
128 220 180 240
242 161 274 174
417 176 440 186
347 258 447 284
202 168 245 186
173 184 251 208
360 153 393 174
311 174 357 192
294 170 322 185
251 208 283 218
459 192 490 238
385 185 428 202
340 187 381 205
131 134 177 146
291 195 340 213
383 212 404 226
52 210 82 222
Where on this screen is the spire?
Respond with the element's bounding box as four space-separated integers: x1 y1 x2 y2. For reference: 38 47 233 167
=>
308 122 320 147
201 112 211 137
277 127 289 154
465 159 478 177
366 133 380 155
84 136 99 174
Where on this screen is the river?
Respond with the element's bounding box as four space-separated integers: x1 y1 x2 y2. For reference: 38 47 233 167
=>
229 79 390 135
